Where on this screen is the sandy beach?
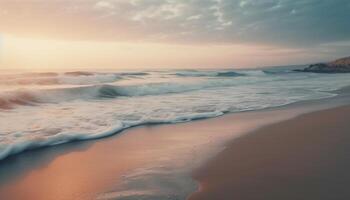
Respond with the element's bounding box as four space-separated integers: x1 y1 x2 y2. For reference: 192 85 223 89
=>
0 92 349 200
189 105 350 200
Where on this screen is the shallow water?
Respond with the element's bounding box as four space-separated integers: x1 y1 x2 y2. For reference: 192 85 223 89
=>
2 99 336 200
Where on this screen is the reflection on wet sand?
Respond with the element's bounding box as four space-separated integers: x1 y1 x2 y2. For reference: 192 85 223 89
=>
0 95 349 200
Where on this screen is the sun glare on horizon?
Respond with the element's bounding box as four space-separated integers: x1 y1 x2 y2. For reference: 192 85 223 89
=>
0 34 333 72
0 0 348 71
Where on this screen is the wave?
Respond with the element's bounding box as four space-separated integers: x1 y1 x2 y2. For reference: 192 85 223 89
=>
173 69 295 77
64 71 95 76
217 71 245 77
0 71 152 86
0 110 224 161
262 65 309 75
0 78 242 109
118 72 149 76
0 77 60 85
1 69 350 162
174 69 291 77
0 70 245 86
262 69 295 75
0 91 41 109
63 71 149 77
174 70 245 77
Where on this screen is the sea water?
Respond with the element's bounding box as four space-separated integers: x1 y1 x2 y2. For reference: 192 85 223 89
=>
1 66 350 161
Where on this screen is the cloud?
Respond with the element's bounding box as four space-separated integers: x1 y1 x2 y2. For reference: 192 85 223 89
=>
0 0 349 51
94 1 115 10
186 14 202 21
210 0 233 30
131 2 186 21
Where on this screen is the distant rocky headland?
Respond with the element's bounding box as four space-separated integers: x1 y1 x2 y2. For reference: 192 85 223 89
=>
295 56 350 73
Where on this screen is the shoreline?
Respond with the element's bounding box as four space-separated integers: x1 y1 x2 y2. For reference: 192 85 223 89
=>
188 104 350 200
1 85 349 163
0 89 350 199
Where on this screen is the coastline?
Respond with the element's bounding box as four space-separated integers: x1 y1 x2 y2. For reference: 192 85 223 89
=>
0 89 349 199
188 104 350 200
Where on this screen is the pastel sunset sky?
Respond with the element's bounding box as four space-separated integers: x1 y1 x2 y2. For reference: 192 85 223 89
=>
0 0 349 70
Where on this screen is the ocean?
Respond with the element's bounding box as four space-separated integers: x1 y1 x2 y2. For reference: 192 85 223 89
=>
1 66 350 161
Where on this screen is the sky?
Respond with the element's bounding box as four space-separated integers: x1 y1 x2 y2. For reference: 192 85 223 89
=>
0 0 349 71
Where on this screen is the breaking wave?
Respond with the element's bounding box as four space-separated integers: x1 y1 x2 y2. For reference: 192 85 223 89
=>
0 91 40 109
0 110 224 161
1 68 350 162
0 78 241 109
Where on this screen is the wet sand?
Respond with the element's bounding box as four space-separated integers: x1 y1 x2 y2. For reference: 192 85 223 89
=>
0 93 349 200
0 109 283 199
189 105 350 200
